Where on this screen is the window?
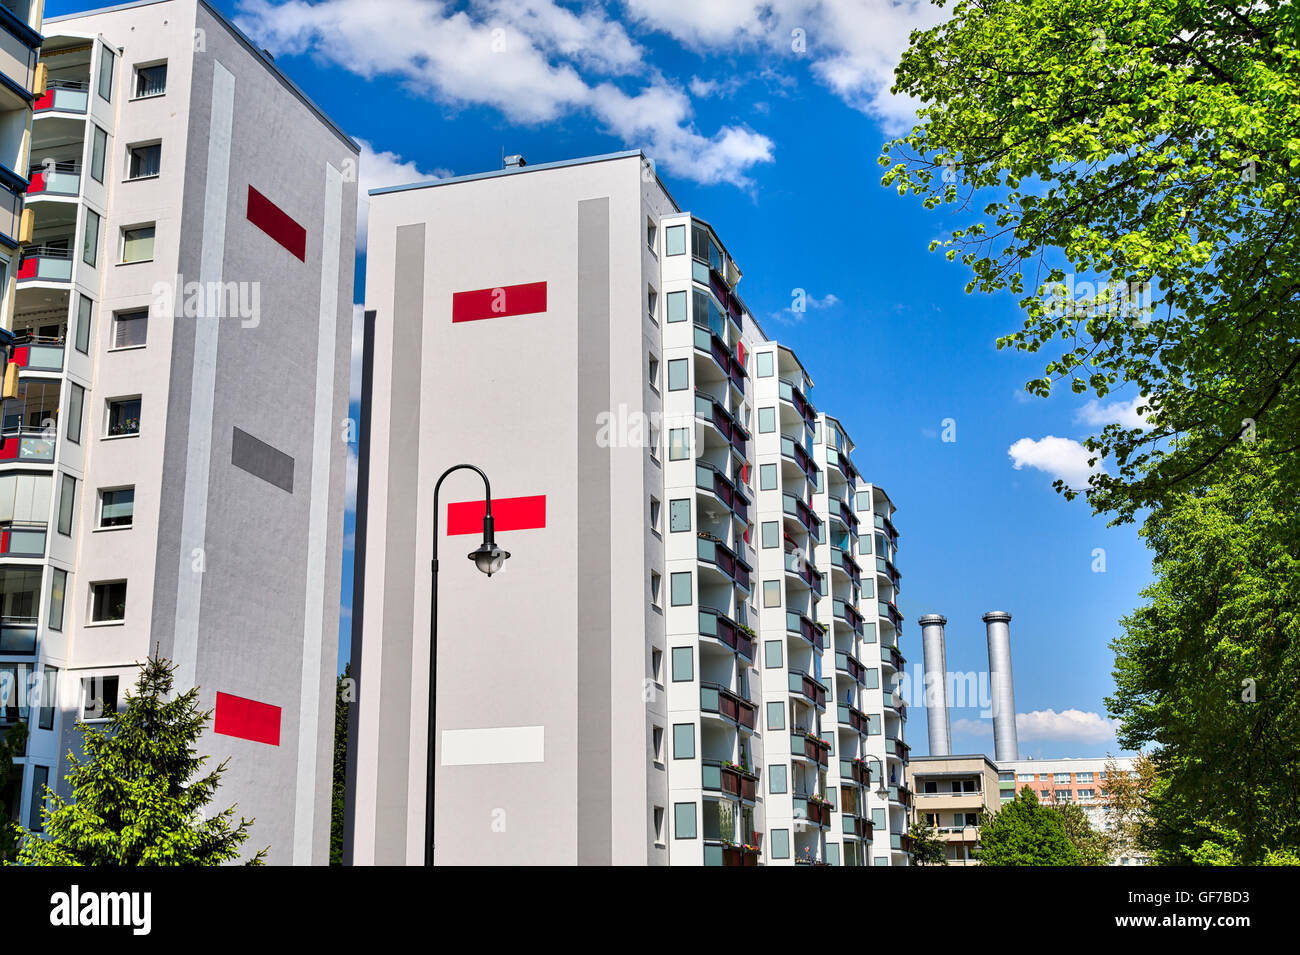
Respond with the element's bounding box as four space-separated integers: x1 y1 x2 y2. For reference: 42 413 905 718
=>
1076 772 1094 783
769 764 788 794
647 353 659 391
37 666 57 729
97 47 115 101
75 295 93 354
82 208 100 267
759 464 776 490
647 286 657 323
667 428 690 460
47 570 66 633
57 474 76 536
672 724 694 759
98 487 134 528
669 571 692 606
66 383 84 445
652 725 664 763
653 807 665 846
766 701 784 731
648 424 659 462
670 647 693 682
90 127 107 183
761 521 779 548
648 497 662 535
1078 789 1095 801
762 580 780 607
121 225 155 263
1055 789 1072 801
127 143 161 180
135 61 167 97
770 828 790 859
668 499 690 533
1054 773 1071 784
651 647 663 684
112 309 148 349
90 581 126 623
28 766 49 832
764 640 782 669
650 571 661 607
757 407 775 433
666 290 686 323
757 352 774 377
674 802 696 840
1018 773 1034 781
666 359 688 391
665 224 686 255
0 664 27 723
106 397 141 437
646 218 657 252
83 674 119 720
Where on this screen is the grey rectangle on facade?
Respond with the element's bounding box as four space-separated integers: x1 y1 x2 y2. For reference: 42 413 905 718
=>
576 196 612 864
231 426 296 492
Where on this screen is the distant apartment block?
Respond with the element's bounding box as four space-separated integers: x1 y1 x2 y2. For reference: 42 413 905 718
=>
906 753 1001 865
0 0 357 865
351 150 911 865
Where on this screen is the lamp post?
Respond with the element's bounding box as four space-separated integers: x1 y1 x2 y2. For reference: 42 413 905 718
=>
427 464 510 866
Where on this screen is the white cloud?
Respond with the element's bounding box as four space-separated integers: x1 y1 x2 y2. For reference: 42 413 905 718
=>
1008 435 1103 490
355 139 451 253
1016 709 1119 745
951 717 993 740
236 0 775 188
1076 395 1151 431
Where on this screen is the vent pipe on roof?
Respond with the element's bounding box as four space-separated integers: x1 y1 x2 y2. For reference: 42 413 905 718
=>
983 611 1019 761
504 154 527 169
919 614 952 756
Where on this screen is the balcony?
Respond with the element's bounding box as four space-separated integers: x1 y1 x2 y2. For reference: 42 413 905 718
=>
703 842 761 866
885 736 911 763
825 446 860 489
0 12 37 102
700 683 756 732
787 669 827 710
792 794 832 829
836 702 869 736
777 378 817 430
880 644 905 671
779 434 819 483
691 318 745 389
790 730 830 767
829 547 862 588
839 757 872 788
17 244 74 283
694 391 747 458
876 554 902 587
878 600 903 629
699 607 754 661
842 815 873 840
785 609 823 651
701 759 758 803
34 78 89 114
834 649 866 684
873 511 899 542
781 492 817 536
27 159 81 197
0 423 55 462
832 597 864 636
695 461 747 524
783 549 820 594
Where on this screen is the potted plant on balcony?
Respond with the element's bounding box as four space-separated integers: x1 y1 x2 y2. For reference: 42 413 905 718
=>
736 622 756 640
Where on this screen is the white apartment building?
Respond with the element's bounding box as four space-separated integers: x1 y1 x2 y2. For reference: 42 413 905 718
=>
0 0 357 864
351 150 910 865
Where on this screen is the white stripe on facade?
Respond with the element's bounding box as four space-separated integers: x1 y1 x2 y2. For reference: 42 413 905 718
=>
293 162 343 865
441 727 546 766
172 60 234 690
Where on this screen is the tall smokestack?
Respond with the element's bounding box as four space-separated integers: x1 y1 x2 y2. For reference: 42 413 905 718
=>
918 614 952 756
983 611 1018 761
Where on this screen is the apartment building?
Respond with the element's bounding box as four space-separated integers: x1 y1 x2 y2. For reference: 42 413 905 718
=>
0 0 357 864
906 753 1001 865
350 149 910 865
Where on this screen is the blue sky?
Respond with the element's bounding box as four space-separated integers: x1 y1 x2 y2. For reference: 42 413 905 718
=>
50 0 1150 758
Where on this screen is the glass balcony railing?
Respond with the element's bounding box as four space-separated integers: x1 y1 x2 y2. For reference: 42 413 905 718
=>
17 245 74 282
700 682 757 731
787 670 827 709
701 759 758 802
0 425 55 461
0 520 46 557
785 609 822 650
34 78 90 114
28 160 82 197
0 183 19 245
0 19 35 94
699 607 754 661
790 730 830 766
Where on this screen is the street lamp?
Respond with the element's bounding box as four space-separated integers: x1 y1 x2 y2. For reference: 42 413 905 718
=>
426 463 510 866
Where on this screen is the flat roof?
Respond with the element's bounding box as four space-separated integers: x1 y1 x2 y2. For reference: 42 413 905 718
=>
47 0 357 150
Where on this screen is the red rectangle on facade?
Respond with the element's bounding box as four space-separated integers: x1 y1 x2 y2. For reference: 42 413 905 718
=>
246 186 306 261
447 495 547 535
214 691 281 745
451 282 547 323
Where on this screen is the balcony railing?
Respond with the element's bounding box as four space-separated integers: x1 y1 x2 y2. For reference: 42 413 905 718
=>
787 669 827 710
700 683 757 731
782 492 816 536
877 600 903 629
779 435 819 483
0 520 46 557
777 377 817 429
699 607 754 661
785 610 823 651
10 335 66 372
703 841 761 866
842 815 872 840
27 160 82 197
836 702 869 736
835 649 866 684
830 547 862 588
790 730 830 767
0 183 19 244
839 757 872 788
880 644 905 671
833 597 865 636
0 424 55 462
34 78 90 114
701 759 759 802
791 795 831 829
0 21 36 95
17 245 74 283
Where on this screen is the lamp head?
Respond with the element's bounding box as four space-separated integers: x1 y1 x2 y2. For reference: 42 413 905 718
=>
467 511 509 576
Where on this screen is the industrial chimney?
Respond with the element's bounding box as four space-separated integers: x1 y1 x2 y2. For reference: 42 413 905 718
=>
983 611 1018 761
918 614 952 756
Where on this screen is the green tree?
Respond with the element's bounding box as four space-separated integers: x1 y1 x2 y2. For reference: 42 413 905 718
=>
1049 800 1114 866
1101 753 1159 861
13 656 266 866
883 0 1300 522
330 663 351 866
907 817 948 866
0 720 28 863
976 788 1082 866
1106 445 1300 864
